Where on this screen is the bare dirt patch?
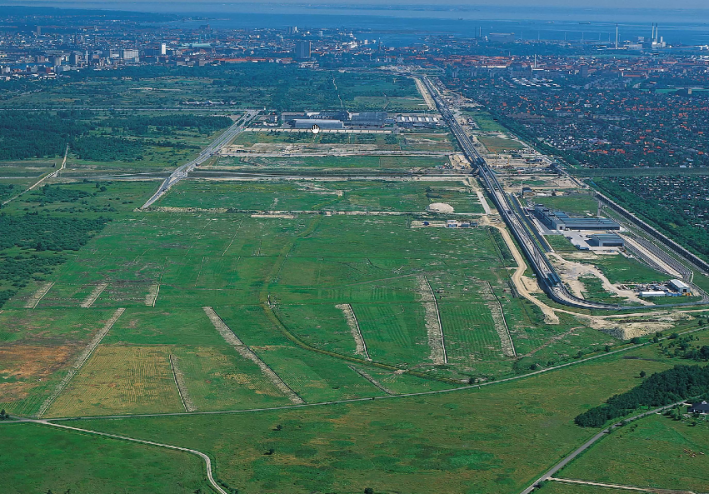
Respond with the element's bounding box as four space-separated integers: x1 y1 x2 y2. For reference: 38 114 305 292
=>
416 275 447 365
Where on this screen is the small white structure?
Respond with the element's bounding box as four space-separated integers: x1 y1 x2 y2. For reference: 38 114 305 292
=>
639 290 666 298
427 202 454 214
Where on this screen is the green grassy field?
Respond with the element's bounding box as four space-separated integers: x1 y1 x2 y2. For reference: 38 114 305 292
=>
155 179 485 213
478 135 526 153
0 65 420 111
214 155 450 170
5 65 708 494
545 235 578 252
559 414 709 491
466 109 509 133
0 422 209 494
535 194 599 216
578 253 670 285
64 348 678 494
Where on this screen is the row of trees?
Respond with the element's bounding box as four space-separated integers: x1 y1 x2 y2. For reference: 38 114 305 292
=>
0 213 110 308
105 114 232 136
575 364 709 427
0 111 229 162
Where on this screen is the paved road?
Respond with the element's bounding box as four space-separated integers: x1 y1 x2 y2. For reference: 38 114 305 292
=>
141 111 258 209
519 400 689 494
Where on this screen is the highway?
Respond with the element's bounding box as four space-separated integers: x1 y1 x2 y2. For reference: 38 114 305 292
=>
422 77 622 311
141 110 259 209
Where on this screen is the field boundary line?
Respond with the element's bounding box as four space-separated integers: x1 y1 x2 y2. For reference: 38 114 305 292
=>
481 281 516 357
418 275 448 365
145 283 160 307
34 420 228 494
519 400 690 494
348 365 395 395
203 307 305 405
336 303 370 360
25 282 54 309
36 308 125 418
169 354 196 412
548 478 692 493
80 283 108 308
41 326 709 423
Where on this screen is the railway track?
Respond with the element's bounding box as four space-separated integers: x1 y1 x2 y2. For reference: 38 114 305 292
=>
422 77 636 311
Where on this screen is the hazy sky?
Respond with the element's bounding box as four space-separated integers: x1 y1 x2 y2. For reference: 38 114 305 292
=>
6 0 709 9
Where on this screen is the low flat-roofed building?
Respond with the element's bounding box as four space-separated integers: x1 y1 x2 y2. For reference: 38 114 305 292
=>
587 233 625 247
669 279 690 294
639 290 666 297
290 118 344 130
533 205 620 231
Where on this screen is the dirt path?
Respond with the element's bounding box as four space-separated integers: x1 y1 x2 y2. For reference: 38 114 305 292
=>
2 145 68 206
549 253 652 306
80 283 108 308
522 327 583 358
203 306 304 404
145 284 160 307
520 400 690 494
169 354 196 412
37 308 125 418
480 282 516 357
336 304 370 360
481 216 560 324
417 275 447 365
24 282 54 309
548 478 696 494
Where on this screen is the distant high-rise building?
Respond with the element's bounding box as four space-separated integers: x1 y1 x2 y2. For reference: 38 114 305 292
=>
36 26 41 36
121 49 140 62
288 26 299 35
295 40 311 59
161 43 167 56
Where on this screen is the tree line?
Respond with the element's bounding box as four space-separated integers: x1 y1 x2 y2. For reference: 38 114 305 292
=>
575 364 709 427
0 213 110 308
0 111 231 161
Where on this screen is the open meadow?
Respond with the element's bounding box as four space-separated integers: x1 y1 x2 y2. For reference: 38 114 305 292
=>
0 175 627 419
2 63 708 494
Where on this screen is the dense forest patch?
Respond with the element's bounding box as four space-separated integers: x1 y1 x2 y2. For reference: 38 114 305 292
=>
575 364 709 427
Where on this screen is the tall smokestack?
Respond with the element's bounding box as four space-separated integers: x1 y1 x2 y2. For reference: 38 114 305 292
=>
615 24 619 49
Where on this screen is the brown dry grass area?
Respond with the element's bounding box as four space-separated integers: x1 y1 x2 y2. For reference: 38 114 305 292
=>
0 345 74 401
46 345 183 417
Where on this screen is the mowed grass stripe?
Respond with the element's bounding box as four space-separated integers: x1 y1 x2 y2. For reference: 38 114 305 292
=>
354 303 429 366
439 303 504 362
